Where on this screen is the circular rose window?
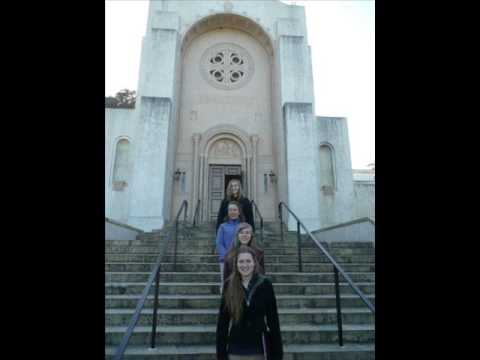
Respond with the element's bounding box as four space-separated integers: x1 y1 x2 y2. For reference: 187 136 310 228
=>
200 43 254 90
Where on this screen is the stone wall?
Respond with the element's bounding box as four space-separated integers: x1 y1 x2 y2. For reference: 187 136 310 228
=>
354 181 375 220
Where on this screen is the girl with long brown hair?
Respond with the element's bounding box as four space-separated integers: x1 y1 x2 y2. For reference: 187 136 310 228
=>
216 246 283 360
223 222 265 283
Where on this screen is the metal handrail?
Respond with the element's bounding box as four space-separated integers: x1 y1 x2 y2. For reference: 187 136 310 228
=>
192 199 201 227
173 200 188 272
113 201 189 359
278 202 375 347
250 200 264 245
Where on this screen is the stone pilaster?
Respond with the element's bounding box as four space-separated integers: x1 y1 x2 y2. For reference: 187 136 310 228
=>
250 135 259 202
192 133 201 221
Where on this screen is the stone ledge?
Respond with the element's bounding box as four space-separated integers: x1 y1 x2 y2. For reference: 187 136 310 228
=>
106 218 145 233
314 218 375 233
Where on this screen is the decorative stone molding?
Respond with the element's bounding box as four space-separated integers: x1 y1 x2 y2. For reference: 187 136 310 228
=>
181 13 274 56
200 43 254 90
199 124 253 158
113 181 128 191
211 139 242 158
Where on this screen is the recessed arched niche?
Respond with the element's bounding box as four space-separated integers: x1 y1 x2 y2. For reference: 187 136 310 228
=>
181 13 274 56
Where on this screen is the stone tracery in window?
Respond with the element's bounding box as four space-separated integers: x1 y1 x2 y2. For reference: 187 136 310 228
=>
201 43 254 90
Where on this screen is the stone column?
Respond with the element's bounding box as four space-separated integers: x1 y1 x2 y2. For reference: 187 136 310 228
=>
244 157 250 199
199 155 206 222
127 14 181 231
283 103 321 231
128 97 173 231
250 135 259 202
192 133 201 221
277 26 321 231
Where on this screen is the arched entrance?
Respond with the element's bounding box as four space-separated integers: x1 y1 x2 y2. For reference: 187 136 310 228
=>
194 125 259 222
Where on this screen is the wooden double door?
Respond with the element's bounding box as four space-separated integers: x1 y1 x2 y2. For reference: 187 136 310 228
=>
208 165 243 221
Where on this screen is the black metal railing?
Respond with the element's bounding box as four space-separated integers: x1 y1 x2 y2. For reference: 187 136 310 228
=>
278 202 375 347
173 200 188 272
251 200 264 245
192 199 201 227
113 201 189 359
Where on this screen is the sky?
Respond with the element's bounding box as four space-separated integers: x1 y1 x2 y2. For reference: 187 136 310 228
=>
105 0 375 169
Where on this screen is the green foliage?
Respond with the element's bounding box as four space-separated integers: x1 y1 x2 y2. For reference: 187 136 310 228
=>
105 89 136 108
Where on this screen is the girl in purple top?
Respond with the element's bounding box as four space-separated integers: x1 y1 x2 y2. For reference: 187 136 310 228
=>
216 201 244 293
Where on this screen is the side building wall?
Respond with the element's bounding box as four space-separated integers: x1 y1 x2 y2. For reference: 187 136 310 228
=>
353 181 375 220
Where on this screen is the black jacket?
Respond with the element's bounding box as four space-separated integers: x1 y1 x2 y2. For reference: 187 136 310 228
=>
216 197 255 233
216 274 283 360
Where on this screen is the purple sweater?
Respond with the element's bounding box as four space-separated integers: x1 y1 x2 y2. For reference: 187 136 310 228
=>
215 218 240 263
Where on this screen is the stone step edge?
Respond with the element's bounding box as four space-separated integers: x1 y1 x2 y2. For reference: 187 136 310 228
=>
106 324 374 333
104 343 375 355
106 294 375 299
106 307 374 315
105 271 375 275
105 262 375 266
105 282 375 286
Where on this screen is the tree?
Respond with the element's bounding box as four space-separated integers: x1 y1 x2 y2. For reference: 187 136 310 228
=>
105 89 136 108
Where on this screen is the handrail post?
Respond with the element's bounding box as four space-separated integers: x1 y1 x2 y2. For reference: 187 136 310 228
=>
333 266 344 347
173 219 178 272
260 218 264 245
254 203 257 231
297 221 303 272
184 201 188 224
279 204 284 243
150 267 161 349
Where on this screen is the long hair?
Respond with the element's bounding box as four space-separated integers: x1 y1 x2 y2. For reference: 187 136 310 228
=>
224 222 258 267
226 179 243 200
223 200 245 222
224 245 260 324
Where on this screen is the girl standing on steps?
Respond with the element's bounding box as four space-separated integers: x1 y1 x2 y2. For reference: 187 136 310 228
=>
216 179 255 234
216 201 244 292
216 246 283 360
223 222 265 283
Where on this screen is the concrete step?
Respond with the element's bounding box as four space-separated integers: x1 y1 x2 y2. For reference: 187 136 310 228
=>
127 236 374 251
105 293 376 310
105 254 375 264
105 324 375 345
105 246 374 257
105 343 375 360
105 282 375 296
124 238 374 249
105 307 374 327
105 272 375 283
105 262 375 273
105 294 375 310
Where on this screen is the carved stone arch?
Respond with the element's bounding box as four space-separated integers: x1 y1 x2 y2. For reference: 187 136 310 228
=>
181 13 274 56
206 135 246 165
196 124 258 222
200 124 252 158
319 141 337 192
110 136 133 186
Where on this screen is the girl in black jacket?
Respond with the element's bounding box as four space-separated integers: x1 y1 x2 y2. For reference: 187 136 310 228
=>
216 246 283 360
216 179 255 234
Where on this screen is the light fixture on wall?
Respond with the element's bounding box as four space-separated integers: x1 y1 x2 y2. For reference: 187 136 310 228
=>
269 170 277 183
174 169 182 181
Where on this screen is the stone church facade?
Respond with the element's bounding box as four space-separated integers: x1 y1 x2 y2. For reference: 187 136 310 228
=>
105 0 374 232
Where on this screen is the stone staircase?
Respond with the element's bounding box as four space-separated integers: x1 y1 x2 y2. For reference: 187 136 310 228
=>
105 222 375 359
